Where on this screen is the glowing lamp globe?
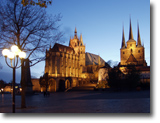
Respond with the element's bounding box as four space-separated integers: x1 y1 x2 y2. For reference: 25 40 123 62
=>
7 52 14 59
11 45 20 56
19 51 26 59
2 49 10 57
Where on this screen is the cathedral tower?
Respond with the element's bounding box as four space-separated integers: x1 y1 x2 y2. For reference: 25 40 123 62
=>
120 19 147 66
69 28 86 67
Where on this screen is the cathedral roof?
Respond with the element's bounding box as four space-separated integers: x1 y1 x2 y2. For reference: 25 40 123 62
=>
85 52 105 65
51 43 75 54
126 54 138 63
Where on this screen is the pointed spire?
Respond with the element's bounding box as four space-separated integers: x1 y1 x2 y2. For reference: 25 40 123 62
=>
74 27 77 39
129 18 134 40
121 26 126 48
80 33 84 46
75 27 77 34
137 22 142 46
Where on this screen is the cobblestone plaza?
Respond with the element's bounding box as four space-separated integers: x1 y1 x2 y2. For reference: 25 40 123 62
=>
0 90 150 113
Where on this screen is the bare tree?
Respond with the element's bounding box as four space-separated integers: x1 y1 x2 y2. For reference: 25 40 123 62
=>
21 0 52 8
0 0 63 66
0 0 63 109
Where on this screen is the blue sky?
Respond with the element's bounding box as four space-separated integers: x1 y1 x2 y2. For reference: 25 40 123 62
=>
0 0 150 83
46 0 150 64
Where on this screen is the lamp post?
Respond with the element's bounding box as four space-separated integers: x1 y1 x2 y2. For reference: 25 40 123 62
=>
2 45 26 113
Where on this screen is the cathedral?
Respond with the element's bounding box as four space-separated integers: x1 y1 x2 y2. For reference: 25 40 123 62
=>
42 28 107 92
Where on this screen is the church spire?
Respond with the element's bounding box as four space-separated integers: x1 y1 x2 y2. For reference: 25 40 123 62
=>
137 22 142 46
80 33 84 46
75 27 77 34
74 27 77 39
121 26 126 48
129 18 134 40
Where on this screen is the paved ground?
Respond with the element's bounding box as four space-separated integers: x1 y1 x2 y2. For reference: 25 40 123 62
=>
0 90 150 113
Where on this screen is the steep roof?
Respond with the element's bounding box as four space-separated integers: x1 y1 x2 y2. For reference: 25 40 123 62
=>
51 43 75 54
85 52 105 65
126 54 138 63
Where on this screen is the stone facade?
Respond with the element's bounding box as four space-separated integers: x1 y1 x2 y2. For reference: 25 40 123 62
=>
41 28 107 92
119 20 150 83
120 20 147 67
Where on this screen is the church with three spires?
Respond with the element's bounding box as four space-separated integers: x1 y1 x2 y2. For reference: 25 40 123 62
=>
119 19 147 67
119 19 150 82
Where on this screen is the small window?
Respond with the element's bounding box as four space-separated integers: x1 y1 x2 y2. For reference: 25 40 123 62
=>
123 52 125 54
138 50 140 53
130 44 132 46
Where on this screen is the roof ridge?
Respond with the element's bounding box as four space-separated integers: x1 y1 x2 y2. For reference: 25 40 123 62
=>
126 54 138 63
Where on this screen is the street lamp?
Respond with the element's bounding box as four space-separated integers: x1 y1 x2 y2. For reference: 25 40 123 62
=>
2 45 26 113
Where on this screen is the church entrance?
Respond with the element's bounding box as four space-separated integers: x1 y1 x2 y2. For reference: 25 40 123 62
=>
59 79 65 91
65 79 71 89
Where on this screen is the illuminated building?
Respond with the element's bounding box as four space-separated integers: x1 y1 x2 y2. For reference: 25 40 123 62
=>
119 19 150 83
120 19 147 67
38 28 107 92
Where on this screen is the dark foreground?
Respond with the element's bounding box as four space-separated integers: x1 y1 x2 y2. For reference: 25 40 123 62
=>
0 90 150 113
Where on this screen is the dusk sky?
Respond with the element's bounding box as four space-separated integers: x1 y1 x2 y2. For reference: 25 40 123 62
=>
0 0 150 83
